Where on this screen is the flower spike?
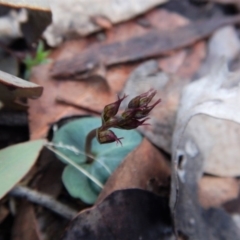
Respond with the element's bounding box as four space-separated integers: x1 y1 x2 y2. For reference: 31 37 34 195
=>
98 89 160 146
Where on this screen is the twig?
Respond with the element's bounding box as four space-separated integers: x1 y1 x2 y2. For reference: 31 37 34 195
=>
56 97 101 115
9 186 78 220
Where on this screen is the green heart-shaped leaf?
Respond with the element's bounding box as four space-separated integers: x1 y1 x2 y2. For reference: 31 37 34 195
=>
52 117 142 204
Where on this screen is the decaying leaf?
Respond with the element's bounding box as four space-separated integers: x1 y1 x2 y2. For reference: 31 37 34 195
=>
197 25 240 78
170 58 240 238
198 176 239 208
187 115 240 176
0 205 9 224
32 148 63 198
44 0 169 46
12 200 42 240
61 189 173 240
0 8 27 44
0 70 43 110
97 138 170 204
51 15 240 78
190 27 240 177
28 62 121 139
0 0 50 11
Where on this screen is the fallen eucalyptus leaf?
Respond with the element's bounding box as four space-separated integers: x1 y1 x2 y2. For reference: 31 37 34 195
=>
0 70 43 110
11 200 42 240
0 8 27 44
197 26 240 78
198 176 239 208
52 117 142 204
187 115 240 177
97 138 170 204
0 139 46 199
44 0 169 46
0 0 50 11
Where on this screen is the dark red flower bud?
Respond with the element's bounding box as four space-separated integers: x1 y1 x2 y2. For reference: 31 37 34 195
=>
121 107 140 119
102 116 120 129
102 94 128 122
97 129 123 145
116 117 150 130
134 99 161 119
128 89 156 109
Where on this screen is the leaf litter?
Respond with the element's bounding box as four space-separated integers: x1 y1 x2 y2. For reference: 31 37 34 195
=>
2 1 240 240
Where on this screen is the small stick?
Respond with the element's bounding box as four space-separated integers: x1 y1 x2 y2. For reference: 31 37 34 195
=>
9 186 78 220
56 97 101 116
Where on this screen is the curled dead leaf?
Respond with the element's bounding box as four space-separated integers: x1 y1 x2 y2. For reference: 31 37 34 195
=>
0 70 43 110
97 138 171 204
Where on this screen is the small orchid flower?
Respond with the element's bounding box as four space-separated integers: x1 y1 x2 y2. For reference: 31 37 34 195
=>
96 90 160 145
116 117 150 130
97 128 123 145
102 94 128 122
134 99 161 119
128 89 157 108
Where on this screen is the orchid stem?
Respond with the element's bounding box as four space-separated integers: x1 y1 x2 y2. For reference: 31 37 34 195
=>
85 128 97 164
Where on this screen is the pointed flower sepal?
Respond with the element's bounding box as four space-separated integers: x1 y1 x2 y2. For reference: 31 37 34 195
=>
128 89 157 109
134 99 161 119
121 107 140 120
97 128 123 145
102 94 128 123
116 117 150 130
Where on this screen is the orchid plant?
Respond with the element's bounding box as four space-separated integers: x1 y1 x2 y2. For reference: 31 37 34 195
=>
52 89 160 204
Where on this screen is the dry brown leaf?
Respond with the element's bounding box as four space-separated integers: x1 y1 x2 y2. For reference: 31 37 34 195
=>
0 205 9 224
50 14 240 78
0 70 43 110
223 180 240 214
28 63 115 139
12 200 42 240
96 138 170 204
159 50 188 74
50 9 190 79
91 15 112 30
198 176 239 208
31 148 63 198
